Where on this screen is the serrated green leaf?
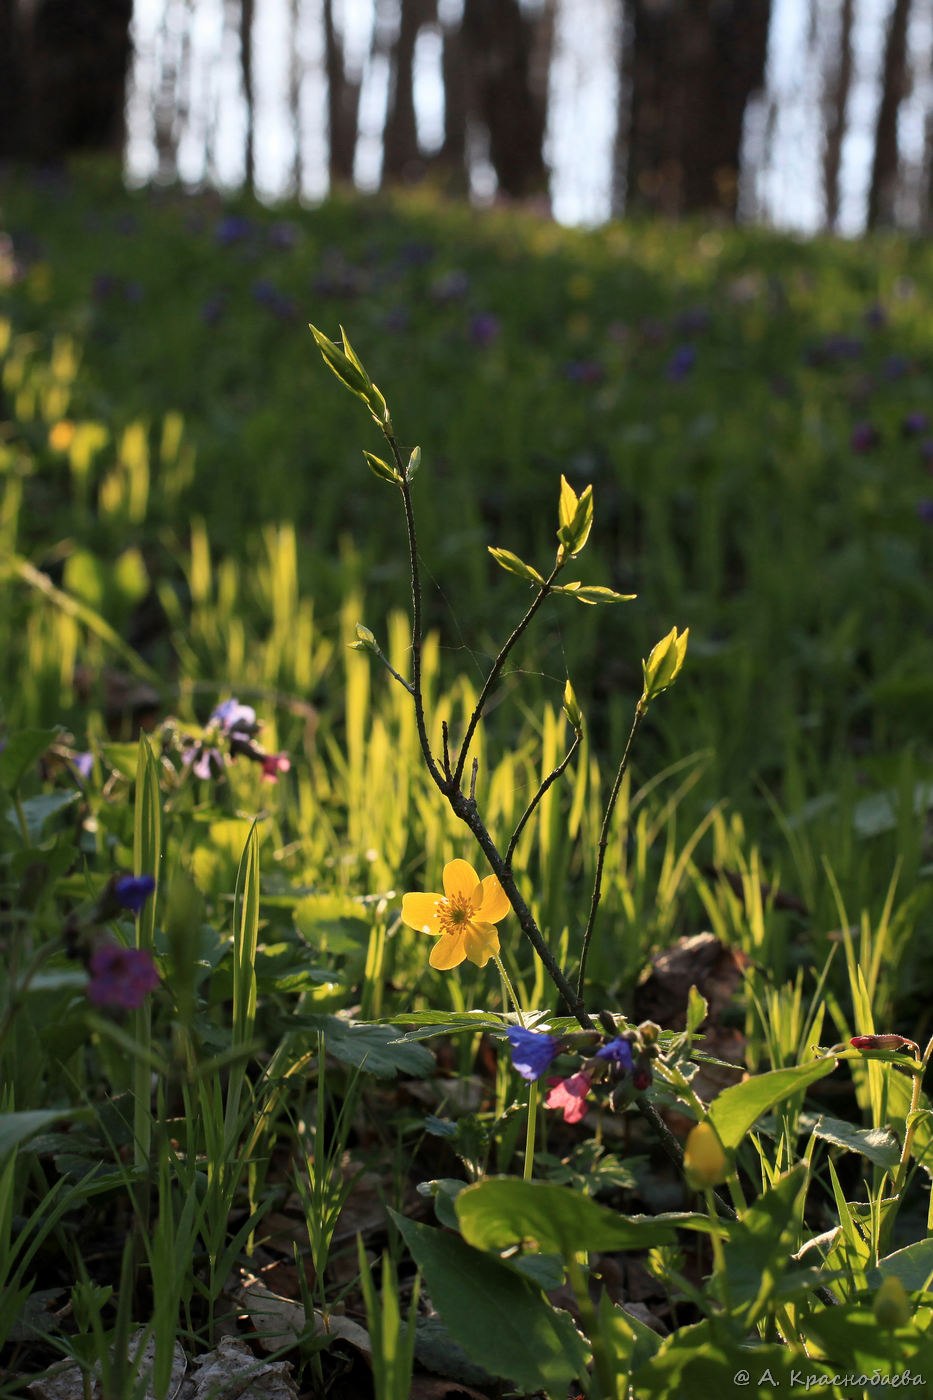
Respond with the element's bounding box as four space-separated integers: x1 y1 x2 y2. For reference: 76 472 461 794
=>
487 547 544 584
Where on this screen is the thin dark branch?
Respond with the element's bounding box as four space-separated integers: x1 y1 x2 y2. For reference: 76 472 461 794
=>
452 562 563 790
505 732 581 871
576 699 646 1000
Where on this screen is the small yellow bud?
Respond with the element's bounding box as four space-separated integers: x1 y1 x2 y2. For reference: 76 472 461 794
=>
874 1275 911 1330
683 1122 728 1190
48 420 75 453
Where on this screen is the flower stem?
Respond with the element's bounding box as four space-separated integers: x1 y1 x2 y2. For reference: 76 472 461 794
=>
493 954 524 1028
523 1080 538 1184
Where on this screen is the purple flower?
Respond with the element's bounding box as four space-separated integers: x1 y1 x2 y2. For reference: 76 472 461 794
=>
863 303 887 329
92 272 116 301
468 312 500 348
114 873 156 915
87 945 159 1009
917 499 933 523
884 354 909 380
666 344 696 382
190 746 223 780
595 1036 634 1072
850 421 879 453
506 1026 561 1081
902 411 929 437
215 214 253 246
72 751 94 782
211 699 257 735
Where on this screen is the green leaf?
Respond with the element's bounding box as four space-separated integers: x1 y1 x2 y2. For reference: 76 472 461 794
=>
632 1323 816 1400
557 484 593 556
0 729 59 790
309 324 370 399
290 1015 435 1078
552 582 635 605
718 1166 809 1317
0 1108 83 1160
391 1212 588 1395
294 894 370 954
686 986 708 1037
487 547 544 585
13 790 79 843
456 1177 715 1258
390 1011 509 1042
363 451 400 484
558 474 578 532
868 1238 933 1292
706 1056 837 1150
800 1111 900 1169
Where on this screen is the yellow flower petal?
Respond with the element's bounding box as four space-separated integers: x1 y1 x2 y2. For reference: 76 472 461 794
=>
475 875 510 925
401 891 442 935
463 922 499 967
443 859 480 901
430 932 466 970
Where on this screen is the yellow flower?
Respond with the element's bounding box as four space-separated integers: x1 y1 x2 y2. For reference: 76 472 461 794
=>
48 420 75 453
401 859 510 971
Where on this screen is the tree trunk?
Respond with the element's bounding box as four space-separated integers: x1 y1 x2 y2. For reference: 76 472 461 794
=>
323 0 362 184
460 0 549 199
437 9 469 191
866 0 912 229
822 0 854 230
625 0 772 219
383 0 434 183
0 0 132 164
240 0 255 189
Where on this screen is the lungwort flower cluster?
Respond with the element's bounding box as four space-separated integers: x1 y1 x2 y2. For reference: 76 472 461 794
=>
505 1023 660 1124
183 698 290 784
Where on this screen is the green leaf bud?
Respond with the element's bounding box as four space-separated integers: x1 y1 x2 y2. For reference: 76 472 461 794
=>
363 451 401 484
641 626 689 703
487 547 544 585
562 680 583 732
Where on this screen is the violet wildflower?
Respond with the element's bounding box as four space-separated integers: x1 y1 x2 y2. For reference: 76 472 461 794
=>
211 699 257 736
917 499 933 524
850 421 879 453
72 751 94 782
215 214 253 245
666 344 696 382
468 312 500 348
544 1071 592 1124
883 354 909 380
201 294 227 326
902 411 929 437
114 873 156 915
863 303 887 329
595 1036 634 1072
506 1026 562 1082
87 945 159 1010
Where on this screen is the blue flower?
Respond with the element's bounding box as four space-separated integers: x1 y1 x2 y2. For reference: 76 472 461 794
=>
595 1036 634 1072
506 1026 561 1081
113 874 156 916
666 344 696 382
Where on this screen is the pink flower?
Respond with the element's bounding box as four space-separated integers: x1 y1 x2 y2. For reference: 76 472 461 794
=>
261 752 290 783
544 1071 592 1124
87 946 159 1009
